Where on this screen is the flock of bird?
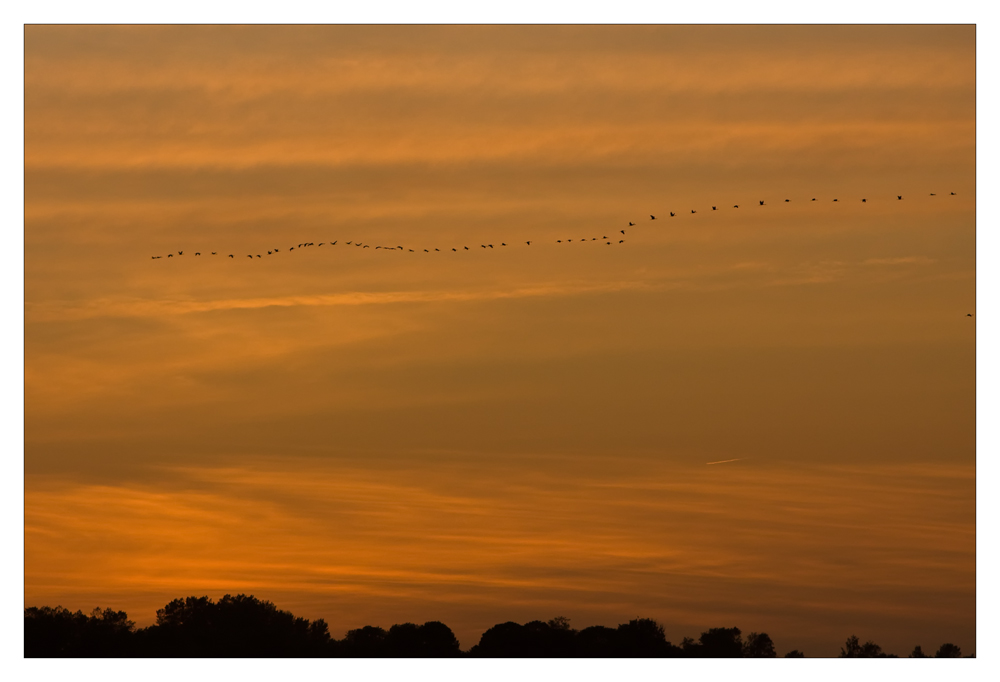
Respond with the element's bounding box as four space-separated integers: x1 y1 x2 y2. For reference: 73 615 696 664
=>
150 192 959 262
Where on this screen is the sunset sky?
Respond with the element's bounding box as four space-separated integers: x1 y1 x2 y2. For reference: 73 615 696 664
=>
23 25 976 657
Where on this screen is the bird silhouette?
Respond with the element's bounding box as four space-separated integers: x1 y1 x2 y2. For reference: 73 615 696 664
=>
212 252 217 255
733 205 739 208
501 243 506 246
670 212 675 217
691 210 696 214
650 215 656 220
346 241 352 245
862 199 866 203
435 248 440 251
247 255 252 259
759 201 764 206
178 251 183 255
256 254 261 258
951 192 957 195
568 239 572 242
898 196 902 200
464 246 469 250
331 242 336 245
930 193 936 196
621 230 625 234
268 250 272 254
228 254 233 258
424 249 429 252
452 248 457 251
526 241 531 245
967 313 974 317
812 198 817 201
629 222 635 226
619 239 624 243
363 245 369 248
195 252 200 256
785 199 790 202
557 240 562 243
319 243 325 246
712 206 717 210
168 254 173 257
833 199 838 202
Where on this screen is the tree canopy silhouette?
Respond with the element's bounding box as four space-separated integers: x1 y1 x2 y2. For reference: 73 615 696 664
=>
24 594 972 658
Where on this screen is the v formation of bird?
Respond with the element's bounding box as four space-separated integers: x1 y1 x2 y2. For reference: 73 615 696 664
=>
151 191 959 263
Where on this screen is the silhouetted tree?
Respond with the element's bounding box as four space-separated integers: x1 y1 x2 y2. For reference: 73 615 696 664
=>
616 618 679 657
138 594 330 657
25 606 135 657
575 625 621 657
382 621 460 657
840 634 888 658
474 621 528 657
935 643 962 658
343 625 388 657
742 631 776 657
548 616 572 631
783 649 805 657
909 645 929 658
697 627 743 658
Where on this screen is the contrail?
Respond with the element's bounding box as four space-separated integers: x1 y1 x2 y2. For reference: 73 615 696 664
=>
706 458 744 465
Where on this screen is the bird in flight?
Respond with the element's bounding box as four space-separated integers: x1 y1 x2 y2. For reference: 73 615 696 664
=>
951 192 957 195
211 252 216 255
733 205 739 208
833 199 838 202
167 254 173 257
526 241 531 245
785 199 790 202
650 215 656 220
178 251 183 255
712 206 717 210
691 209 696 214
195 252 201 256
862 199 866 203
759 201 764 206
931 193 936 196
811 198 817 201
629 221 635 226
621 230 625 235
228 254 234 258
898 195 903 200
967 313 975 317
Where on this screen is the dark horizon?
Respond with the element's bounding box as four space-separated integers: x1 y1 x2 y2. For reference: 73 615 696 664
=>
23 593 972 658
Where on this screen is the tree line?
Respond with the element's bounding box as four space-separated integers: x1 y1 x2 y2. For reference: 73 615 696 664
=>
24 594 969 658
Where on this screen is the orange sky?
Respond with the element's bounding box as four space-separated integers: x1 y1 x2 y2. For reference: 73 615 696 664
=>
24 25 975 656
